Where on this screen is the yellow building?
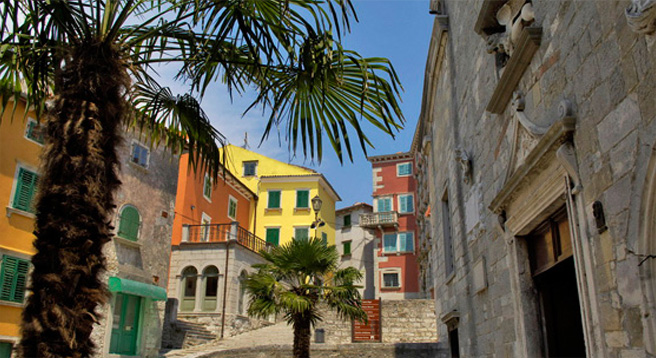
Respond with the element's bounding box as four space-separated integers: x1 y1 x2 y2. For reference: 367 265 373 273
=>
222 145 340 247
0 101 42 356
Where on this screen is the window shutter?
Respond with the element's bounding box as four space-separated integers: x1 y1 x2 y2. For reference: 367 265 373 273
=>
343 241 351 255
343 215 351 227
400 233 414 252
321 232 328 246
296 190 309 208
383 234 397 252
1 256 30 303
118 207 140 241
268 191 281 208
13 168 38 212
266 229 279 246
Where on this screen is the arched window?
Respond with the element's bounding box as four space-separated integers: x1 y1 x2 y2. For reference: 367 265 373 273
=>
180 266 197 312
117 206 140 241
202 266 219 311
238 270 248 315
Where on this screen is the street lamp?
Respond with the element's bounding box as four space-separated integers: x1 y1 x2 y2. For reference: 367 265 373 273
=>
310 195 325 229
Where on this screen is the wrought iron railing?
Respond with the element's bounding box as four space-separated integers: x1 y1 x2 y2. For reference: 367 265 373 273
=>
182 223 269 253
359 211 399 228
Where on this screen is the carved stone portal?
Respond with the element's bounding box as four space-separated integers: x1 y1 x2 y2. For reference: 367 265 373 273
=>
626 0 656 34
487 1 535 64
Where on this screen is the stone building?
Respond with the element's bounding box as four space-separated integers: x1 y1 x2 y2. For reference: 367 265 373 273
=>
92 131 177 357
415 0 656 357
335 203 376 299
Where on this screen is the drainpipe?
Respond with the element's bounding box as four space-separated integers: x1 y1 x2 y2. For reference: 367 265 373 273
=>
220 222 239 338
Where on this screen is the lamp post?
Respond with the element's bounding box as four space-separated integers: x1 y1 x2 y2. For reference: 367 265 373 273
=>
310 195 325 233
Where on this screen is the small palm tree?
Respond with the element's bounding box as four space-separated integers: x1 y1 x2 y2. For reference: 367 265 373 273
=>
246 238 366 358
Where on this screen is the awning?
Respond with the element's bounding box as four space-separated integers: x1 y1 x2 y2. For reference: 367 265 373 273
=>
108 277 167 301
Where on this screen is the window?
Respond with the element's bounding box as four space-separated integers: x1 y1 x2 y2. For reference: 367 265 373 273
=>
0 255 30 303
343 241 352 256
0 342 13 358
243 161 258 176
203 174 212 201
181 266 197 312
321 232 328 246
228 196 237 220
398 194 414 214
294 227 309 241
117 206 140 241
130 142 149 168
202 266 219 311
25 117 44 144
382 272 400 288
11 167 39 213
442 191 455 277
265 228 280 246
376 197 392 212
343 214 351 227
267 190 281 209
296 189 310 209
397 162 412 177
200 214 211 242
383 232 414 253
238 271 248 315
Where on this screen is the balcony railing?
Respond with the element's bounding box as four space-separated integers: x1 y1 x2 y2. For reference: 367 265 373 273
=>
359 211 399 228
182 223 270 254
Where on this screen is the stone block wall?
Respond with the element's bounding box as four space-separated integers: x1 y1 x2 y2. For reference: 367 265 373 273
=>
203 343 449 358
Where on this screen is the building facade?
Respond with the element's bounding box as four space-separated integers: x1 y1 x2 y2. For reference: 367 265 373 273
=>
335 203 376 299
90 131 177 357
222 145 340 247
417 0 656 357
362 153 421 299
0 101 42 357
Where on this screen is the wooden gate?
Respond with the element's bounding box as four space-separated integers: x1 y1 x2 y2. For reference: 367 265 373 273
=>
352 299 381 342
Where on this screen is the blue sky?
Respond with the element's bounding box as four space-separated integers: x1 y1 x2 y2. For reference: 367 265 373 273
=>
175 1 435 209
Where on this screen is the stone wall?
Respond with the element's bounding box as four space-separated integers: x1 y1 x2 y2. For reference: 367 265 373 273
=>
314 299 437 344
201 343 449 358
415 0 656 357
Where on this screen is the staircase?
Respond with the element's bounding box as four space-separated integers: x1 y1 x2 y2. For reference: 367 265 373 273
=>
164 319 217 349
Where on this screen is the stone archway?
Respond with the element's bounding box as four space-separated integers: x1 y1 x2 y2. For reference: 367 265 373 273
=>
638 148 656 355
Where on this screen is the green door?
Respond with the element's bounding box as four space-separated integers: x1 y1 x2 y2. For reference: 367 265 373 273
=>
110 293 142 355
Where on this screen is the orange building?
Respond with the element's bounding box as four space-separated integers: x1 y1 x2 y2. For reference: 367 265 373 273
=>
171 153 256 246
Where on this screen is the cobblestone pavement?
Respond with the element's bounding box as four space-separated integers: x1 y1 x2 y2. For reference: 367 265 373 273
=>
160 322 294 358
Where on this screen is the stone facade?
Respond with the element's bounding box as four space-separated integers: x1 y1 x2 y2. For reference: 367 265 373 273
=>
415 1 656 357
335 203 376 299
164 237 273 347
314 299 437 345
201 343 449 358
92 130 177 357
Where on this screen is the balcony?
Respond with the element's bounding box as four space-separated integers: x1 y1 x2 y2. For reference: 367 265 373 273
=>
181 222 270 253
360 211 399 228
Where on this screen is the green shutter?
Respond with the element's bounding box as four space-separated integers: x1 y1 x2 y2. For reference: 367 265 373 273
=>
321 232 328 246
268 191 281 208
13 168 38 212
399 232 414 252
294 228 309 241
0 255 30 303
229 199 237 219
0 342 13 358
118 207 140 241
26 120 44 144
343 215 351 227
266 228 279 246
343 241 351 255
296 190 309 208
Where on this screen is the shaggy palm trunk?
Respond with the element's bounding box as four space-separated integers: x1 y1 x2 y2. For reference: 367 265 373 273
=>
293 315 312 358
19 41 128 358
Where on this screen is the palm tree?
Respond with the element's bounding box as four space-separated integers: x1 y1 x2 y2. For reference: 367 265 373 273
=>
0 1 401 356
246 238 366 358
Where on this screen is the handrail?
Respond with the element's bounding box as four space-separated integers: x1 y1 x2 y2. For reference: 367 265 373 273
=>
182 223 270 253
359 211 399 227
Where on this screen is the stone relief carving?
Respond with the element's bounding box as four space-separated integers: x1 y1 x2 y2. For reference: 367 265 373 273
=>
455 148 473 185
626 0 656 34
512 92 549 136
487 0 535 67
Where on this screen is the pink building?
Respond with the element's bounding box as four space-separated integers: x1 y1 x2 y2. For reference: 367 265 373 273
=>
362 152 421 299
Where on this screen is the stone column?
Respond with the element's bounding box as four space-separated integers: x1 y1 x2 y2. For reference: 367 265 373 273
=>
193 274 203 312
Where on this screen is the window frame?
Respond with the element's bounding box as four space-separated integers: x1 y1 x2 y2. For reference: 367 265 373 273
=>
381 269 402 289
398 193 415 214
343 214 352 227
265 227 280 246
9 164 39 215
267 190 282 209
382 231 414 253
295 189 310 209
203 174 212 202
0 254 30 304
228 195 238 221
243 161 258 177
129 140 150 169
396 162 413 177
24 117 44 145
200 213 212 242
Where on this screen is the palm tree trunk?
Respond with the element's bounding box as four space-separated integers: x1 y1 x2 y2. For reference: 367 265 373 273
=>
293 316 312 358
19 42 129 358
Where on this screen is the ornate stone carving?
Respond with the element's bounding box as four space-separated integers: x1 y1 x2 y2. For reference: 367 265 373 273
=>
556 142 581 194
626 0 656 34
455 148 473 185
512 92 549 136
494 1 535 57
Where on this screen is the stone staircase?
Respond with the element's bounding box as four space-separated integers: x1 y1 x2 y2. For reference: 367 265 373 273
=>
162 319 218 350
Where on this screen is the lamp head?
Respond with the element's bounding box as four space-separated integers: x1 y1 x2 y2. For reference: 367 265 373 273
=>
311 195 323 213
